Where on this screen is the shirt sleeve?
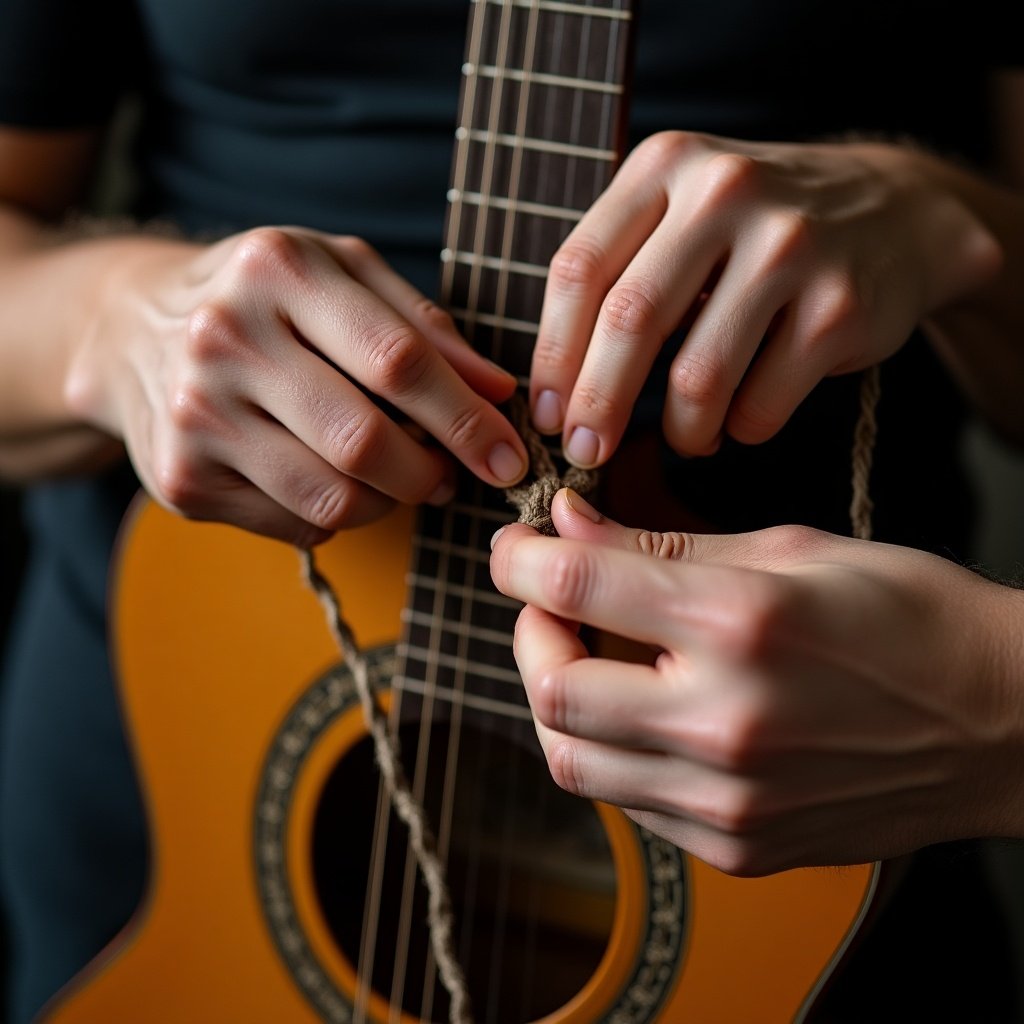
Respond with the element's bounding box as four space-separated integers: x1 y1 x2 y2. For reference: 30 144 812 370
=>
0 0 143 128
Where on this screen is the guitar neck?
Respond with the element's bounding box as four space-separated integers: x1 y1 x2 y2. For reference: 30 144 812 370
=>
443 0 634 378
393 0 635 723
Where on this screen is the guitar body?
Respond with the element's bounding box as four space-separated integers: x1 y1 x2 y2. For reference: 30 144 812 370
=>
42 499 877 1024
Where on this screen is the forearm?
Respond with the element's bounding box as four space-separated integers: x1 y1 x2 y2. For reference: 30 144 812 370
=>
0 204 194 480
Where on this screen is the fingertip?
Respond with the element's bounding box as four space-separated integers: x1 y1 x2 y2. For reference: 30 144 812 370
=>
489 521 537 550
480 358 519 400
562 487 603 524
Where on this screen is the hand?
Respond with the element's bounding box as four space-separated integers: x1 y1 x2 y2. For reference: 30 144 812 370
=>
529 132 1000 464
489 488 1024 876
65 227 528 544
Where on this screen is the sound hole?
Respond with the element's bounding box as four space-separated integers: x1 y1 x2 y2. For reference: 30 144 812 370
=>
312 718 617 1023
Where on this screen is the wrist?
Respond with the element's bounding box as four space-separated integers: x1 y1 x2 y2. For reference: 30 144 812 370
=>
62 232 199 436
848 141 1004 311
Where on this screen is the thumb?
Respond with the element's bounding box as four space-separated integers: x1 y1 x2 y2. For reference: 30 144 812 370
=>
550 487 817 570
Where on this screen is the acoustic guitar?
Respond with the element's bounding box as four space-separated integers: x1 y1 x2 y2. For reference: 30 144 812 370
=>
43 1 878 1021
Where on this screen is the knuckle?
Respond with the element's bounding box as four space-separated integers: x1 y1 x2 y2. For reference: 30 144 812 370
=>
631 130 697 174
322 406 388 476
414 297 457 335
697 704 767 773
302 481 355 532
444 402 488 451
542 549 595 616
707 839 770 879
805 276 861 347
601 283 661 339
697 151 759 208
720 579 795 661
334 234 377 265
636 530 691 560
758 210 814 274
366 326 431 397
531 335 574 375
153 451 205 512
571 382 616 419
167 381 221 435
547 740 587 798
669 351 727 409
548 238 607 293
764 523 829 561
185 301 247 364
232 227 305 281
704 782 765 836
533 669 571 733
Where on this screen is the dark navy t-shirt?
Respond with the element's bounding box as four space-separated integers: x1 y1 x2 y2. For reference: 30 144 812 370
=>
0 1 1019 1020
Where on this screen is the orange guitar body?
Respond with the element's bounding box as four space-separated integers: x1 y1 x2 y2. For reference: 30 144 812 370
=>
42 498 878 1024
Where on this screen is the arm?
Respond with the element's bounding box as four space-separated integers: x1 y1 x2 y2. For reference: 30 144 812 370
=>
528 80 1024 464
490 489 1024 875
0 127 529 544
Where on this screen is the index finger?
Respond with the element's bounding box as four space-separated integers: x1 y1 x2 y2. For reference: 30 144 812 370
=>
282 257 529 489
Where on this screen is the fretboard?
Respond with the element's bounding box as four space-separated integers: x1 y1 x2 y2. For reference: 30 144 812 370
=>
393 0 635 726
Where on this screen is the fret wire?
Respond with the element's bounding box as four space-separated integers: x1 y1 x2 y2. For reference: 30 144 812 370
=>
397 644 524 686
402 608 513 648
457 126 616 161
415 536 496 564
441 248 548 279
472 0 632 21
391 676 534 722
447 188 584 223
449 308 538 334
406 572 521 612
466 62 624 96
439 500 513 523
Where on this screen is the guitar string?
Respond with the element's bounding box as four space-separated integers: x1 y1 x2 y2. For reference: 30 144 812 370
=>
298 546 474 1024
468 2 550 1011
299 0 879 1018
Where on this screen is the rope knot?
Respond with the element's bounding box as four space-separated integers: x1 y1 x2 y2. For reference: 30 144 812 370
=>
503 393 599 536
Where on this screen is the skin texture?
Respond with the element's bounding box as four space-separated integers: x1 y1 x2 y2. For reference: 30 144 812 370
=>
490 489 1024 877
1 90 1023 872
2 90 1024 529
0 125 529 544
529 131 1024 463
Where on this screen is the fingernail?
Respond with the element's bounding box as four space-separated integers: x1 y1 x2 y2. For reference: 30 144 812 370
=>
427 479 456 506
490 525 507 549
487 441 526 484
565 426 600 468
564 487 602 523
532 389 563 433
